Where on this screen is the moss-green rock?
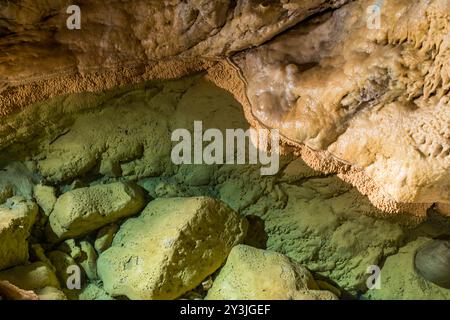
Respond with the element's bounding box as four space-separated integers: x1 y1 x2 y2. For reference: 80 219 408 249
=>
206 245 337 300
49 182 146 240
79 283 114 300
98 196 248 300
0 197 38 270
364 238 450 300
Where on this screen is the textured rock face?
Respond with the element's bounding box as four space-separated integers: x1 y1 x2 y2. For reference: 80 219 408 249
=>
0 0 447 217
237 0 450 208
365 238 450 300
98 197 248 300
0 0 449 302
0 197 38 270
206 245 337 300
0 0 347 115
49 182 146 239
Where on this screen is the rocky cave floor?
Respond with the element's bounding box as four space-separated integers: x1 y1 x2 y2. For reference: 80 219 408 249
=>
1 74 450 300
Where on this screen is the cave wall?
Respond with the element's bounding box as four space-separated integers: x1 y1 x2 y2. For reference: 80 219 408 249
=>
0 0 449 219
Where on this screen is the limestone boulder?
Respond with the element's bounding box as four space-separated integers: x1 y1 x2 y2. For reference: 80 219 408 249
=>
98 196 248 300
0 197 38 270
206 245 337 300
48 182 146 240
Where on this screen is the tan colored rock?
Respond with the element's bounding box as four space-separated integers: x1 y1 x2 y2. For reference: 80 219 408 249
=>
436 203 450 217
98 197 248 300
0 0 348 117
94 224 119 254
206 245 337 300
35 286 67 300
0 262 65 300
57 239 82 259
78 241 98 281
0 197 38 270
48 182 146 240
0 280 39 300
237 0 450 213
34 184 57 216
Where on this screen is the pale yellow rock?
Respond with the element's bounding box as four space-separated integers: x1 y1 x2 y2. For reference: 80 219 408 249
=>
94 224 119 254
35 286 67 300
98 196 248 300
436 203 450 217
206 245 337 300
78 241 98 281
0 197 38 270
49 182 146 240
34 184 57 216
57 239 82 259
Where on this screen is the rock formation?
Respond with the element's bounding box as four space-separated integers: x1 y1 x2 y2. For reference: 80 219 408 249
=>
98 197 248 300
206 245 338 300
48 182 146 239
0 0 448 301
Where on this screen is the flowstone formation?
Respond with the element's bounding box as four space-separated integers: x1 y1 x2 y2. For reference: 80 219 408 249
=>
236 0 450 216
0 0 449 301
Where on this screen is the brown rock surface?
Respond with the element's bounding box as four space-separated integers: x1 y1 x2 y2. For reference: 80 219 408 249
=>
0 0 347 115
235 0 449 214
0 280 39 300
